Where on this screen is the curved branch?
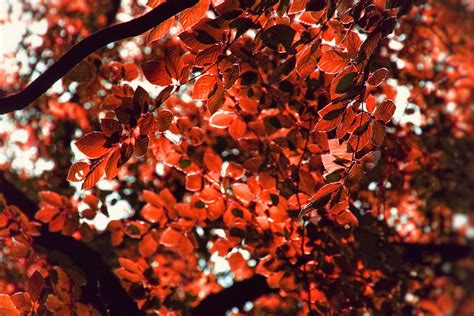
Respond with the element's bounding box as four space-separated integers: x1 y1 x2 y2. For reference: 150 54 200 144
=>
0 0 198 115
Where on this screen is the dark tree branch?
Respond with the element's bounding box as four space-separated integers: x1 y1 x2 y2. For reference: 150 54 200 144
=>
192 275 277 316
0 0 198 115
0 173 145 315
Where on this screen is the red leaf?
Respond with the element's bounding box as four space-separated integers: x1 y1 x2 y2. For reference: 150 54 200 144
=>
139 234 158 257
0 294 20 316
101 119 122 137
229 117 246 140
185 172 203 192
374 99 396 123
225 162 245 180
300 183 343 216
232 183 254 206
141 204 164 223
67 162 90 182
49 212 66 232
39 191 62 207
366 94 376 113
35 206 58 223
75 132 110 159
123 63 139 81
204 151 222 173
371 120 385 146
139 113 155 135
163 48 184 81
342 31 362 58
192 74 216 100
335 209 359 226
178 0 210 31
134 135 149 158
360 150 382 172
11 293 32 313
141 60 172 86
82 158 107 190
368 68 389 87
146 16 174 43
209 111 236 129
157 109 174 131
146 0 165 7
105 149 121 180
27 271 45 302
160 228 181 247
195 44 222 67
207 79 225 114
318 49 347 74
296 42 320 77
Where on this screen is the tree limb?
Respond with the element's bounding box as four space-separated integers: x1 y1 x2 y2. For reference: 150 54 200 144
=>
192 275 277 316
0 0 198 115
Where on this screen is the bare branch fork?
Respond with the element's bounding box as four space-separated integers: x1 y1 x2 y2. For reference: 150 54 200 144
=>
0 0 198 115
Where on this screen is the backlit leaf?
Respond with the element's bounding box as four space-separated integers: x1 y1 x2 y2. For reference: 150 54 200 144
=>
67 162 90 182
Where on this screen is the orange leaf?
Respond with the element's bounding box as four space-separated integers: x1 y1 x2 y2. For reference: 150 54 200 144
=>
229 117 246 140
67 162 90 182
185 172 203 192
75 132 109 159
35 206 58 223
141 204 165 223
105 148 121 180
0 294 20 316
178 0 210 32
146 17 174 43
39 191 63 207
139 234 158 257
11 293 32 313
160 228 181 247
296 42 321 77
204 151 222 173
207 79 225 114
192 74 217 100
318 49 347 74
232 183 254 206
82 158 107 190
209 111 236 129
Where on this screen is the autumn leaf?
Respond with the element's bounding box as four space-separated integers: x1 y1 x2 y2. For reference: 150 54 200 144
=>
141 60 172 86
75 132 110 159
67 162 90 182
147 16 174 43
178 0 210 32
318 49 347 74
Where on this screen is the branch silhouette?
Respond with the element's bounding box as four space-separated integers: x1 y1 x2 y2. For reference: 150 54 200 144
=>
0 0 198 115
